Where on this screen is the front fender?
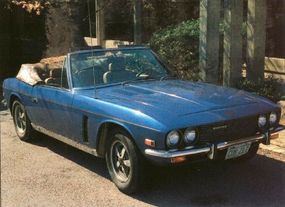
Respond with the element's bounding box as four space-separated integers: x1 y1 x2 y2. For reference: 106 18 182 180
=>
93 118 167 158
8 92 23 109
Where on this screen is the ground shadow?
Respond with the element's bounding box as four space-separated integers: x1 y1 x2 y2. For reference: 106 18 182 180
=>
29 133 285 207
134 156 285 207
30 133 109 179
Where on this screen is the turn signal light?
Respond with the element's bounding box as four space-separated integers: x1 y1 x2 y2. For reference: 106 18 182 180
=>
270 133 279 140
144 139 155 147
171 156 186 163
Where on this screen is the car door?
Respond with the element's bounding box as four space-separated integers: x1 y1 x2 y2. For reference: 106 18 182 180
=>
31 59 75 139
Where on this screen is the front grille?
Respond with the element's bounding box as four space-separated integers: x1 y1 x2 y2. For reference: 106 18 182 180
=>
198 115 259 143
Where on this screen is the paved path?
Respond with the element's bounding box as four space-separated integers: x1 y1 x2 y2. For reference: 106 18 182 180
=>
259 114 285 155
260 129 285 154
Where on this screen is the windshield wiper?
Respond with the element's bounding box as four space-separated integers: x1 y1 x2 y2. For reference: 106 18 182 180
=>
160 74 177 81
122 74 157 85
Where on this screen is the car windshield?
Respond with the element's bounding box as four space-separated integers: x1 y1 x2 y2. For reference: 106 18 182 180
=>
70 48 170 88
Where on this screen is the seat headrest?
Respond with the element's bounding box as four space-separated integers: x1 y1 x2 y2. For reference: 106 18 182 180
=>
32 63 48 80
50 69 62 78
109 57 126 71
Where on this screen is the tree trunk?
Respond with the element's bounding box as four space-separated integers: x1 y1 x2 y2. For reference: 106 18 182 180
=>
44 0 86 57
133 0 142 44
223 0 243 86
199 0 221 84
96 0 105 46
246 0 266 82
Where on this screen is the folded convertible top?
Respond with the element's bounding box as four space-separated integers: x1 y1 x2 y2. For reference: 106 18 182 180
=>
16 63 46 86
16 56 65 86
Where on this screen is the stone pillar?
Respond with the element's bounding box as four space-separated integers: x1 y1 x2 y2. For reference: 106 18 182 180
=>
246 0 266 82
223 0 243 86
96 0 105 46
133 0 142 44
199 0 221 84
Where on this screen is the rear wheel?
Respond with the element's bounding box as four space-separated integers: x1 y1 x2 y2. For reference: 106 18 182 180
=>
12 100 34 141
105 128 145 194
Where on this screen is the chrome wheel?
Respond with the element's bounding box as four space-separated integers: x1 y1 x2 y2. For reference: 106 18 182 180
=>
110 135 131 182
106 128 145 194
14 103 26 134
12 100 33 141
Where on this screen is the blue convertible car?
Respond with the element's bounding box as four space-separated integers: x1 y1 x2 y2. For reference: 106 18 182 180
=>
2 47 283 193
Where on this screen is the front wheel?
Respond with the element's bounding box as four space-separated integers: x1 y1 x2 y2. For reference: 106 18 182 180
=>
12 100 34 141
105 128 145 194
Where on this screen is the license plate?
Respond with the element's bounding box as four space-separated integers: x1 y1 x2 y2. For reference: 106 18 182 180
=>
225 142 251 160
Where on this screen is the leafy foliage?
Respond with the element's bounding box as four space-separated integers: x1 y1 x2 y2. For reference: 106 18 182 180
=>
236 77 282 102
149 19 200 80
150 19 282 102
6 0 49 15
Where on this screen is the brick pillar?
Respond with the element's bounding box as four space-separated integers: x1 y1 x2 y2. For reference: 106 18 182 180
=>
199 0 221 84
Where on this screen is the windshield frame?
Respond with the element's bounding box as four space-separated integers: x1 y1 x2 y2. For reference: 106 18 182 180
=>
68 47 173 89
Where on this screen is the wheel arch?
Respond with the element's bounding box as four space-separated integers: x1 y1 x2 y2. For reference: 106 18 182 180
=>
96 120 136 157
9 93 22 112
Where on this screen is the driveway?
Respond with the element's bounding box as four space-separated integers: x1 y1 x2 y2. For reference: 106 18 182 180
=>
1 110 285 207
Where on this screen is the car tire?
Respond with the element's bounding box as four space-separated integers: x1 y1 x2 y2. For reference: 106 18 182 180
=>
12 100 34 141
105 127 145 194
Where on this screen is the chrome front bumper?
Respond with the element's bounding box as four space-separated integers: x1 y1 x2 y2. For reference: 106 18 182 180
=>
145 126 284 160
1 99 7 108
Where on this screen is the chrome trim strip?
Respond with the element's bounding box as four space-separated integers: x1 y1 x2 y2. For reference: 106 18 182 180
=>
208 144 215 160
68 47 148 56
216 134 265 150
1 99 7 108
145 147 211 158
145 134 266 159
271 125 285 133
31 123 99 157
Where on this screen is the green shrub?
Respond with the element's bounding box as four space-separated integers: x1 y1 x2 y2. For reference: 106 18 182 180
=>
150 19 281 102
236 77 282 102
149 19 200 81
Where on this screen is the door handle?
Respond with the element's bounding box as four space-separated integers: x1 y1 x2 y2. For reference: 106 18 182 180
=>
32 97 38 104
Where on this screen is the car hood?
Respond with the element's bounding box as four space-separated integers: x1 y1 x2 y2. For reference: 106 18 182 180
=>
94 80 260 116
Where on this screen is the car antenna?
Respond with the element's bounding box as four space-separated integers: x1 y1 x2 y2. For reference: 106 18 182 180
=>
87 0 97 99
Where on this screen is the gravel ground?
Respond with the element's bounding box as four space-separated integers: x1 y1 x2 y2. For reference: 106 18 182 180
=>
1 109 285 207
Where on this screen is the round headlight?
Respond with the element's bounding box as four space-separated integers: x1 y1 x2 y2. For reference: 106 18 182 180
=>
184 128 197 145
269 112 277 125
258 115 267 128
166 130 180 148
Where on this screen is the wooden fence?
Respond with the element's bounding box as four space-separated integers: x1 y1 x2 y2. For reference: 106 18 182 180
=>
265 57 285 81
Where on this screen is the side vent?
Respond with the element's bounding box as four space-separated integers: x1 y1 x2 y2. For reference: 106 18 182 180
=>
83 115 89 142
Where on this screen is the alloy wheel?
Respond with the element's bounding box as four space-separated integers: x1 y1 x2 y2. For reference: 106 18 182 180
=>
14 103 26 134
110 135 132 182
